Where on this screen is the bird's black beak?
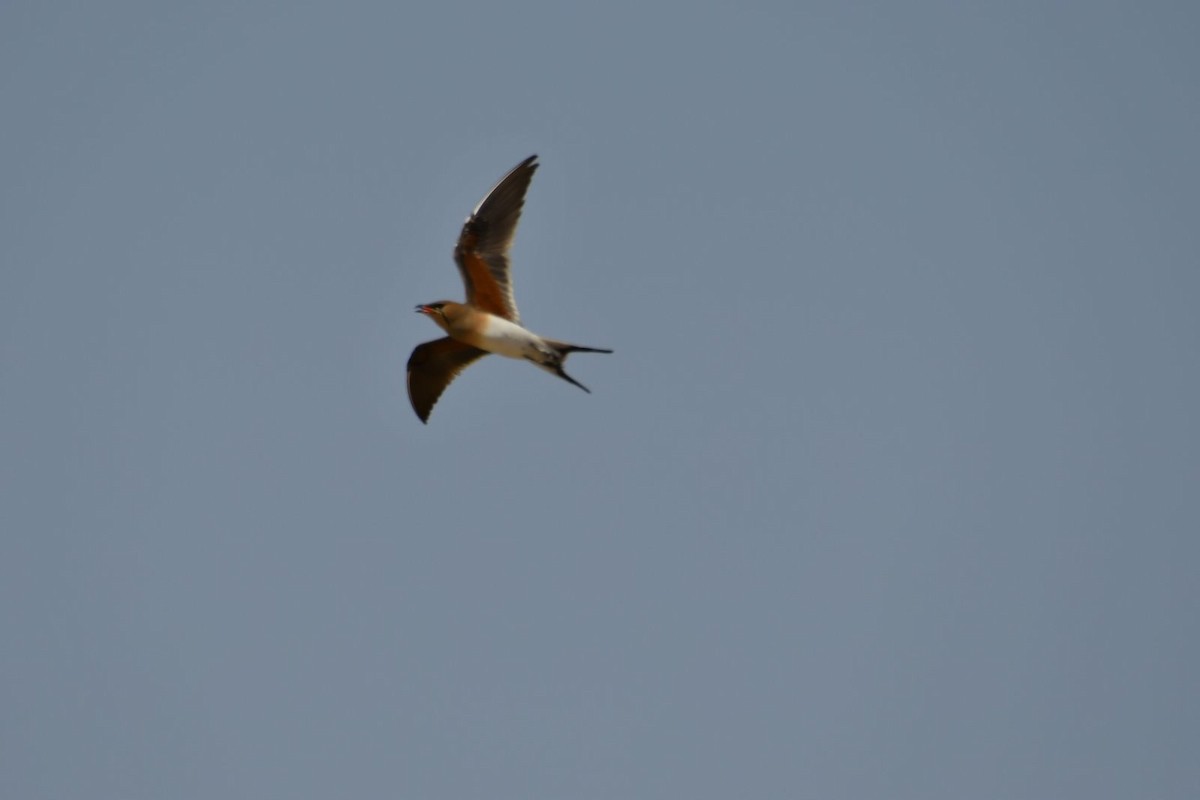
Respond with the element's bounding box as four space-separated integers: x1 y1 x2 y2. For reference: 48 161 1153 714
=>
414 305 427 314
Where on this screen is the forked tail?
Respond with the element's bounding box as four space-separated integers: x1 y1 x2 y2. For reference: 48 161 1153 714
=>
542 340 613 393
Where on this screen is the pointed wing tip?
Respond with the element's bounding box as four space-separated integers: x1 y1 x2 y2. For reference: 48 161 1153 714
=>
510 154 539 180
507 154 539 182
408 389 436 424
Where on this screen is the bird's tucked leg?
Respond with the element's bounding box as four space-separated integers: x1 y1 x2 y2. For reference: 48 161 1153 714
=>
523 343 600 393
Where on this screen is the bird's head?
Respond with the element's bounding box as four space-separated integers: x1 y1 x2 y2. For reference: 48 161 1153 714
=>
415 301 457 333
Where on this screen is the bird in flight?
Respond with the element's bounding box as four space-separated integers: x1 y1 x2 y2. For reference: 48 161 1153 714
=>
407 155 612 423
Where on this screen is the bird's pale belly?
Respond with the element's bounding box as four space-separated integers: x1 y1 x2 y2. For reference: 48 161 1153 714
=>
465 314 549 361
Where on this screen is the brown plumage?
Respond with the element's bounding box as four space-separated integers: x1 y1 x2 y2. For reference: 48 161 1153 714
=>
406 156 611 423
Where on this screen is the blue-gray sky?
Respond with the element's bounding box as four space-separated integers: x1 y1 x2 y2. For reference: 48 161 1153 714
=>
3 2 1198 798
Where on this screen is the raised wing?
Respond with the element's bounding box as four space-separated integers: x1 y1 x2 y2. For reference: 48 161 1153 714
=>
453 155 538 322
406 337 489 423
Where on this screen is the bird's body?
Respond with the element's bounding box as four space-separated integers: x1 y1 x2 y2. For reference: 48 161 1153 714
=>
429 304 545 360
406 155 611 423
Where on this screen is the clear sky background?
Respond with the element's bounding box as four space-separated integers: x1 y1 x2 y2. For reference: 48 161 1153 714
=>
3 2 1198 798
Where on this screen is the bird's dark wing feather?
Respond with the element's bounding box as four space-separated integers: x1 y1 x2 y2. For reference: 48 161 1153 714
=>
453 155 538 322
406 337 489 423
